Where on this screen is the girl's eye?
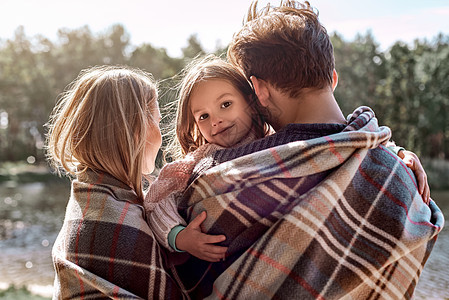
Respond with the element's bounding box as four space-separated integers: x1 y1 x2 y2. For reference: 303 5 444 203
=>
221 101 232 108
199 113 209 121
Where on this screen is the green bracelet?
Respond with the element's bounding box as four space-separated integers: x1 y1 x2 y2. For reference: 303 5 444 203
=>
387 146 405 156
168 225 186 252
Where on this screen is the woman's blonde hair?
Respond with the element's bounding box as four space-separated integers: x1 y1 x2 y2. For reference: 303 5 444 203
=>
166 55 268 160
46 65 158 201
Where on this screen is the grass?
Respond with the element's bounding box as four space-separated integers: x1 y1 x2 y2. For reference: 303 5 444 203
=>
0 285 50 300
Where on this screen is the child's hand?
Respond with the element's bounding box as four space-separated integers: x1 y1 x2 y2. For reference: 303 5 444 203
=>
398 150 430 205
176 211 228 262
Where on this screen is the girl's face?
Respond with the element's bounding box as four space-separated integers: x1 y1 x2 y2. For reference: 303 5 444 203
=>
143 103 162 174
190 79 253 148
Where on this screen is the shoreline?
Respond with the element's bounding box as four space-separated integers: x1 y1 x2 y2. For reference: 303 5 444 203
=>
0 282 53 299
0 163 69 186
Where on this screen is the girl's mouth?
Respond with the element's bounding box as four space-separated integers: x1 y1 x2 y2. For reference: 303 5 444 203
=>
213 124 234 136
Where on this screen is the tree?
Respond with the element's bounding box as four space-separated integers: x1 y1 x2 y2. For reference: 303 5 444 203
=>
0 27 47 160
382 42 421 153
332 31 386 117
99 24 131 65
413 35 449 158
129 43 182 80
181 34 205 59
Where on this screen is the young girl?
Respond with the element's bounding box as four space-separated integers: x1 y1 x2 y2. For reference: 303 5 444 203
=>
46 66 184 298
144 55 271 261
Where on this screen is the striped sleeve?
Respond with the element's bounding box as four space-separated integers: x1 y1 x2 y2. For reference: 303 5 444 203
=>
147 192 187 250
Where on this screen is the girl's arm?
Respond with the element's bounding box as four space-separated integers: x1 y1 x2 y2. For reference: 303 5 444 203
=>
397 149 430 204
147 194 228 261
386 142 430 204
146 192 187 250
145 143 227 261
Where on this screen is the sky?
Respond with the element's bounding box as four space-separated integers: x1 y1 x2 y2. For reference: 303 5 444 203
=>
1 0 448 57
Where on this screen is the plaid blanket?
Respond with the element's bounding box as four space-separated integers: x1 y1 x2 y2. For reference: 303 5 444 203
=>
52 170 186 299
173 106 444 299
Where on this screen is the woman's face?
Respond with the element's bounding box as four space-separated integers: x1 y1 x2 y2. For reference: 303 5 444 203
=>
142 103 162 174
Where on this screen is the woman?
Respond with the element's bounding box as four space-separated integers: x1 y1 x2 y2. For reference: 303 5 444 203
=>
46 66 185 299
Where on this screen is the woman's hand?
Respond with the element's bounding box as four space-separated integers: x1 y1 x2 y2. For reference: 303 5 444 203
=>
176 211 228 262
398 150 430 205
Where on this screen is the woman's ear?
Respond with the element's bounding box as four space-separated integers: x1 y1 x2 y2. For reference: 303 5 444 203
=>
332 69 338 91
250 76 270 107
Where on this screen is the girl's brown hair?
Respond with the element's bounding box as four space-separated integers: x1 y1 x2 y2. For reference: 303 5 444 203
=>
166 55 268 159
46 65 158 201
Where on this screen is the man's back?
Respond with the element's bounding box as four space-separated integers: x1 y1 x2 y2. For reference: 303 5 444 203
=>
176 107 443 299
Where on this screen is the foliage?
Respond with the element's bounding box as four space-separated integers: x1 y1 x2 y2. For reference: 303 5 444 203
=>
0 285 50 300
332 31 449 158
0 26 205 164
0 25 448 165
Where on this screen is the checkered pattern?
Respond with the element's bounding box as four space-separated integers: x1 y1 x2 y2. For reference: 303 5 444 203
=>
173 106 444 299
52 171 186 299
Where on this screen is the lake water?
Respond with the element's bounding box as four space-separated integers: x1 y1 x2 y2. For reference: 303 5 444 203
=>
0 181 448 299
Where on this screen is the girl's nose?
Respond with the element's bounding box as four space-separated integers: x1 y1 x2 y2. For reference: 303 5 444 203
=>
211 117 223 126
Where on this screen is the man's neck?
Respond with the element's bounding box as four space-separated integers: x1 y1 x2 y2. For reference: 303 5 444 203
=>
269 86 346 129
292 88 346 124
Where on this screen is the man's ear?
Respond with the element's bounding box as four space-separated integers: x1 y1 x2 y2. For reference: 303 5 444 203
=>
250 76 270 107
332 69 338 91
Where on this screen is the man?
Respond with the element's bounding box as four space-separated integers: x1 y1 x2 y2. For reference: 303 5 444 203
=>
173 2 443 299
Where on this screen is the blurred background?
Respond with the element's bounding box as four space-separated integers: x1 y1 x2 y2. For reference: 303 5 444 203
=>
0 0 448 299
